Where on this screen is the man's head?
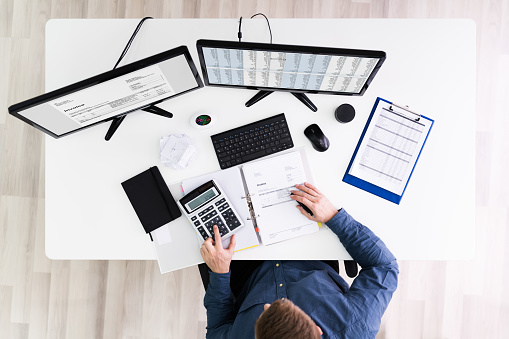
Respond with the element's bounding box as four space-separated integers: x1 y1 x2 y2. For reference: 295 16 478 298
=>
255 299 322 339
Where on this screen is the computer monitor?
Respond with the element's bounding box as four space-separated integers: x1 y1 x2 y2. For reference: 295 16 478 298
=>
8 45 204 139
196 39 385 111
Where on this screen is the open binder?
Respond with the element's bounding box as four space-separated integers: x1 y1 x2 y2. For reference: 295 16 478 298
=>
343 97 434 204
181 149 320 248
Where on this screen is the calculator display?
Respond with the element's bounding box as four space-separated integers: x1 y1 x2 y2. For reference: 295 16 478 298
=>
186 188 219 212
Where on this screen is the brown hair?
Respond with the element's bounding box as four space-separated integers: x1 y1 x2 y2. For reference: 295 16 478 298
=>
255 299 321 339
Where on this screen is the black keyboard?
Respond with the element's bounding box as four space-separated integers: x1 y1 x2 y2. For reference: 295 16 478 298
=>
211 113 294 169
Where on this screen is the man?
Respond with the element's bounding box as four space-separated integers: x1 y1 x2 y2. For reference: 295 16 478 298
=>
200 182 399 338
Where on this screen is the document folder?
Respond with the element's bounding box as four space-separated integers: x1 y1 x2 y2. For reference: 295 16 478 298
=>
343 97 434 204
121 166 182 235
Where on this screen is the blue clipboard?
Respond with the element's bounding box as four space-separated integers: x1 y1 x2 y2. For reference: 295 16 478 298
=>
343 97 434 204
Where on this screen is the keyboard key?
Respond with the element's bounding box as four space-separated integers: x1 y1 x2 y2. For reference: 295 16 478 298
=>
242 150 268 163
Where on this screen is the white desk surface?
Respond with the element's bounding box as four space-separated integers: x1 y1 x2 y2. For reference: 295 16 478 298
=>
45 19 475 267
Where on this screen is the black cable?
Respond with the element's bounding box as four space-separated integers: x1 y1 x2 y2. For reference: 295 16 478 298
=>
113 17 153 70
238 13 272 43
106 16 153 141
238 16 243 42
250 13 272 44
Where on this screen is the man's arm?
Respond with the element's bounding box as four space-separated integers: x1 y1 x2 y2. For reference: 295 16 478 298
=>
201 226 237 338
326 209 398 331
291 183 399 331
203 271 235 338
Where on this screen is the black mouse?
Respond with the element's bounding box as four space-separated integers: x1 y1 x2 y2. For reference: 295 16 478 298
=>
304 124 330 152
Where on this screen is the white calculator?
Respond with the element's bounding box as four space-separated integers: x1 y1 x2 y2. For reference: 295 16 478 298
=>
179 180 244 241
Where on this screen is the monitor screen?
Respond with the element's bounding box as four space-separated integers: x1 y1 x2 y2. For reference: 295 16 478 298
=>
9 46 203 138
196 40 385 96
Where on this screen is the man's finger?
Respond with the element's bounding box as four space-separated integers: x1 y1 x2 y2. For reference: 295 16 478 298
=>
213 225 222 248
291 189 317 203
227 234 237 254
297 205 317 222
304 182 322 195
203 237 215 252
295 183 319 198
291 193 315 207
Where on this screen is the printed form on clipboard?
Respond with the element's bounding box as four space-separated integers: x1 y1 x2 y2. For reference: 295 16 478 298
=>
343 97 434 204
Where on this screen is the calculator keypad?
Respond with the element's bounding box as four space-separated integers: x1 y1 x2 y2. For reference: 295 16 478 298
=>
205 216 229 236
197 226 209 240
201 210 218 223
214 198 226 206
190 198 242 241
222 208 241 230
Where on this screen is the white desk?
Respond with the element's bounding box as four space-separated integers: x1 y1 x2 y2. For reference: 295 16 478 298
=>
45 19 475 269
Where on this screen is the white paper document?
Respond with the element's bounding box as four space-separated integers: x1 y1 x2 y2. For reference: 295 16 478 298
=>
152 224 172 245
242 151 319 245
160 134 196 169
349 100 433 195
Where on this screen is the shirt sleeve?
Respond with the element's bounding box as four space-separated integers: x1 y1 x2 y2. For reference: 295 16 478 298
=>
203 271 235 338
325 209 399 332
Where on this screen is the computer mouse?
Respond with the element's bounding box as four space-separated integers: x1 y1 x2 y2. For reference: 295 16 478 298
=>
304 124 330 152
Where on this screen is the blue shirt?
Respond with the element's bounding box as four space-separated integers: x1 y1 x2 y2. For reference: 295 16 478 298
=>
204 209 399 339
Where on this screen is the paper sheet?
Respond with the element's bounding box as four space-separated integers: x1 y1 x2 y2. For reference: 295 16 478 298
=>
349 101 432 195
160 134 196 169
152 224 172 245
242 151 319 245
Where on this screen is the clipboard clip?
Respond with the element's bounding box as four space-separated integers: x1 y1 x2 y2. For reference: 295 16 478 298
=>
389 103 421 121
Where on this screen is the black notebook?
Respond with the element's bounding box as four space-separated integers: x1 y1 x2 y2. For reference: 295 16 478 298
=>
121 166 182 234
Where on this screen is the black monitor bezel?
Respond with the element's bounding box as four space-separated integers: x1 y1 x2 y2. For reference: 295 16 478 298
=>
8 45 204 139
196 39 386 96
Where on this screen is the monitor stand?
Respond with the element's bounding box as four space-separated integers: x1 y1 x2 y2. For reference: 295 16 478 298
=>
104 105 173 141
245 90 318 112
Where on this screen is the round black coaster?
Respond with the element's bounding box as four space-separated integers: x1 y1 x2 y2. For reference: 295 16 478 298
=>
335 104 355 123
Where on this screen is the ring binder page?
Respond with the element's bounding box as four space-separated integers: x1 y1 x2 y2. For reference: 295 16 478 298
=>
180 150 319 251
241 150 319 245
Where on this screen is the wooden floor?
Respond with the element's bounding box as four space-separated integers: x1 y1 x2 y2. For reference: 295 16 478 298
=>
1 0 508 338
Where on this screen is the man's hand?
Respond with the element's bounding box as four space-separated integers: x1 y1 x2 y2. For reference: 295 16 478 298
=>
200 225 236 274
290 182 339 223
